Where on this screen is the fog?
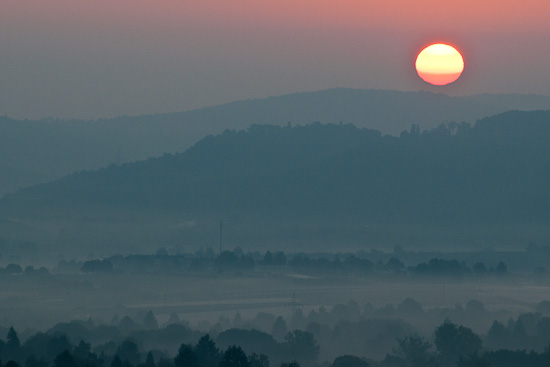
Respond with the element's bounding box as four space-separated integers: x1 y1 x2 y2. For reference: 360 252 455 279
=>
1 248 550 366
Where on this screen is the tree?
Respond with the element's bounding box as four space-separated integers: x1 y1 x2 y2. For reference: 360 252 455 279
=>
263 252 274 265
456 354 491 367
271 317 288 341
434 322 482 366
220 346 249 367
248 353 269 367
145 352 155 367
283 331 319 366
386 257 405 273
332 355 369 367
216 252 239 271
393 335 433 367
53 351 76 367
116 339 141 366
496 261 508 275
81 259 113 273
195 334 220 367
486 321 510 350
119 316 140 332
5 264 22 275
156 359 173 367
143 311 158 330
6 328 20 361
174 344 198 367
26 356 48 367
397 298 423 317
273 252 287 266
111 356 123 367
46 335 72 363
73 340 92 359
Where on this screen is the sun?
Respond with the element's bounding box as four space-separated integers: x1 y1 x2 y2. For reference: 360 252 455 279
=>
415 44 464 86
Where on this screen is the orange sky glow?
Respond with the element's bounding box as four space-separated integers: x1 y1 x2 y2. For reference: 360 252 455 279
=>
1 0 550 119
3 0 549 32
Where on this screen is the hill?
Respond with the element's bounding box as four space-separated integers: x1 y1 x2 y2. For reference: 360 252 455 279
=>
2 110 550 257
2 88 550 196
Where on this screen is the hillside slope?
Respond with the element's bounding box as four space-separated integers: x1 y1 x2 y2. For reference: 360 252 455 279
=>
3 110 550 256
2 88 550 195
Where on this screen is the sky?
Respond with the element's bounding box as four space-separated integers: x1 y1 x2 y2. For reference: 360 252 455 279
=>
2 0 550 120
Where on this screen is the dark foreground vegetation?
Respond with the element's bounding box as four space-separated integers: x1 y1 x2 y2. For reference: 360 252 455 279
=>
1 306 550 367
1 247 550 365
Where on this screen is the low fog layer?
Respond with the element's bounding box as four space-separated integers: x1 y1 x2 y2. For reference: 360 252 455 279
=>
0 247 550 366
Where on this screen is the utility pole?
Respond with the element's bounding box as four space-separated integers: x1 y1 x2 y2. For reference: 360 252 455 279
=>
219 220 223 254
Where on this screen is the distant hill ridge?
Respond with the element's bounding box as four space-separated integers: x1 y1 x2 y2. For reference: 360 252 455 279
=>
2 88 550 196
3 109 550 254
6 109 550 223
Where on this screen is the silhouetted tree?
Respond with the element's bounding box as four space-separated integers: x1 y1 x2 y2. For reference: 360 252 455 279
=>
195 335 220 367
392 335 433 367
25 356 48 367
496 261 508 275
111 356 123 367
156 359 173 367
434 322 482 366
5 264 22 274
119 317 140 332
263 252 274 265
220 346 249 367
248 353 269 367
486 321 510 350
273 252 287 266
332 355 369 367
116 340 140 366
386 257 405 273
397 299 423 317
272 317 288 341
174 344 198 367
46 335 72 363
143 311 158 330
53 351 76 367
73 340 92 359
283 331 319 366
81 259 113 273
6 328 20 361
144 352 155 367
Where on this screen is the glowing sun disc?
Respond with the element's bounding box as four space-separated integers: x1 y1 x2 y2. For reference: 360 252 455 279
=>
415 44 464 86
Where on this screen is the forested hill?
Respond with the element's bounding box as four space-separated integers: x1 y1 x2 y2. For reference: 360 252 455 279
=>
5 110 550 225
3 88 550 196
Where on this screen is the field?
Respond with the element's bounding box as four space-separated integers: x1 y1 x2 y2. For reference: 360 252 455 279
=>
2 271 549 334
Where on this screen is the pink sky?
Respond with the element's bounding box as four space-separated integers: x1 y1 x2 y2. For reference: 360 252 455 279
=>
1 0 550 119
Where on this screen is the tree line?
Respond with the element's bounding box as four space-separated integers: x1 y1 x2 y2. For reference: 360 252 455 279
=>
0 318 549 367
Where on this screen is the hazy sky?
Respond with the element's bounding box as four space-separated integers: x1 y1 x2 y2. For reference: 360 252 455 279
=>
2 0 550 120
